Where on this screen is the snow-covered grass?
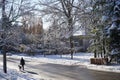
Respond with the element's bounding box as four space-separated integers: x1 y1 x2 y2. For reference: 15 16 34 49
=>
12 53 120 73
0 52 120 80
12 53 93 66
0 66 38 80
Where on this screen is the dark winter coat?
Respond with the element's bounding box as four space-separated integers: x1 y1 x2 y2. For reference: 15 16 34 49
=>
20 58 25 66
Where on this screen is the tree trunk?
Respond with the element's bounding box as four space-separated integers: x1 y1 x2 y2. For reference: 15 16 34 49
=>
68 16 74 59
2 46 7 73
70 36 74 59
94 40 97 58
2 0 7 73
103 39 106 58
101 52 103 58
94 50 97 58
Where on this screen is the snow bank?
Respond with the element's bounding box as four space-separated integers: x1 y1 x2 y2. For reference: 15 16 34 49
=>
0 69 40 80
0 66 39 80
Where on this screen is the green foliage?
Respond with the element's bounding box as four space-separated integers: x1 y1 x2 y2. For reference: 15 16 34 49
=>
87 0 114 58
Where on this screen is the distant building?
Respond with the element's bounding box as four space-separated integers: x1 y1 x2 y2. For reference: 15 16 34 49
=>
73 28 90 52
73 35 90 52
22 16 43 35
18 15 44 45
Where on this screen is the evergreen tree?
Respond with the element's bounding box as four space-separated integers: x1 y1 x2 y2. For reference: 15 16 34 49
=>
91 0 120 63
106 0 120 63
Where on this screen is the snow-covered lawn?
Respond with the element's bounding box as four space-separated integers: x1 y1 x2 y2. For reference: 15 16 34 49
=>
12 52 120 73
0 67 38 80
0 52 120 80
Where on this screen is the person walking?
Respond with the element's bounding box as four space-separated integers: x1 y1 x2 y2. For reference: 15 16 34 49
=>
20 57 25 71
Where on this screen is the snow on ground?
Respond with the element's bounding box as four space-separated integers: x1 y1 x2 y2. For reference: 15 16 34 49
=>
12 53 120 73
0 52 120 80
0 66 39 80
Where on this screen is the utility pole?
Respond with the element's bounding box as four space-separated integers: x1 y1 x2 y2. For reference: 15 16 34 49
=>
2 0 7 73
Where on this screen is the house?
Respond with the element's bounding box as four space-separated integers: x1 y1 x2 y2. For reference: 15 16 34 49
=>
73 29 90 52
73 35 90 52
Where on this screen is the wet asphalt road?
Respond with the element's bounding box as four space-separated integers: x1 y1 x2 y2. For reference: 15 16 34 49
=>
28 63 120 80
0 56 120 80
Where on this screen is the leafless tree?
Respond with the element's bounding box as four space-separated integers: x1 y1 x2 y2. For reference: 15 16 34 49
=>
0 0 37 73
38 0 91 59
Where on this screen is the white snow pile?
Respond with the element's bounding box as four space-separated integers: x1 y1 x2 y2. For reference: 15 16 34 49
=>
0 66 39 80
13 53 120 73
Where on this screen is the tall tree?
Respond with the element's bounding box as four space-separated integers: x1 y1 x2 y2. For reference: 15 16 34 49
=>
85 0 120 62
106 0 120 63
83 0 113 58
38 0 89 59
1 0 37 73
1 0 7 73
